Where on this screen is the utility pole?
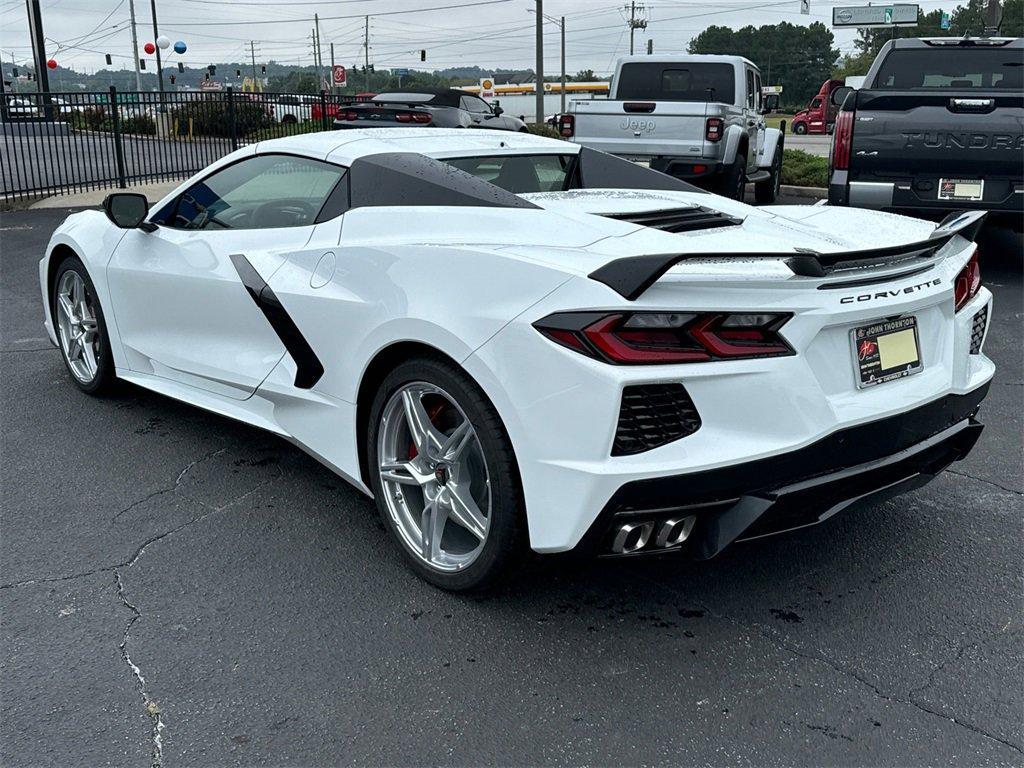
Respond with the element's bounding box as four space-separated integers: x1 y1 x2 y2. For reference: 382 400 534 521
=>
128 0 142 90
250 40 257 86
330 42 336 93
627 2 647 56
534 0 543 125
560 16 565 115
25 0 53 117
149 0 164 93
364 15 370 91
314 13 324 88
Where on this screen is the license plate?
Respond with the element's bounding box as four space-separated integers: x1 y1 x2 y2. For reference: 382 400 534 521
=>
938 178 983 201
851 316 923 389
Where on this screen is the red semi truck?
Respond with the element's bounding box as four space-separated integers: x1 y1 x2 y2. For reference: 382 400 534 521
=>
790 78 846 135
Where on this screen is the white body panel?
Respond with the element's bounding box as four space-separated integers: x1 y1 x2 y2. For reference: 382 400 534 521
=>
39 128 994 554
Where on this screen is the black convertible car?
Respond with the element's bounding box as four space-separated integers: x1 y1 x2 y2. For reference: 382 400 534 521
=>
332 88 527 131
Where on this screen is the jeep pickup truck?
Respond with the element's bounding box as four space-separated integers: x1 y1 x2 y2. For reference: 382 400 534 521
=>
559 55 784 202
828 37 1023 228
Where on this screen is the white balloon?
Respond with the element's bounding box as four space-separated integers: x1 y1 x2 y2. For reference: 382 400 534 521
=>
156 35 171 49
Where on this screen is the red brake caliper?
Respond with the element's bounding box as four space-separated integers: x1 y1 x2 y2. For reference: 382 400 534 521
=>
408 402 447 460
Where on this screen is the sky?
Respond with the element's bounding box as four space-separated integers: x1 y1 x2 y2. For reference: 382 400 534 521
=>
0 0 968 78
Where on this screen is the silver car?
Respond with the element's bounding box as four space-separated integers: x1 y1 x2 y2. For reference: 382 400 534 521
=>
333 88 527 132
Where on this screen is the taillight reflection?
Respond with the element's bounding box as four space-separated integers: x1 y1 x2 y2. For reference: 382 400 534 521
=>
954 247 981 312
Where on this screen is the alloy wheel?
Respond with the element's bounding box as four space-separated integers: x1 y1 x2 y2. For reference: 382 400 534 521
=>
377 382 491 572
55 270 101 384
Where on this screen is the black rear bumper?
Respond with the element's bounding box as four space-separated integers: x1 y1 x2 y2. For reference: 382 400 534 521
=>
575 384 989 559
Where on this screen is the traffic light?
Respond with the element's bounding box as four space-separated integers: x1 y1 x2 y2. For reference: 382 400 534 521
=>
178 62 184 73
11 67 17 77
169 74 176 84
208 64 216 75
368 64 374 72
105 53 112 65
420 49 426 61
235 68 241 78
261 65 266 74
204 72 210 81
140 59 146 69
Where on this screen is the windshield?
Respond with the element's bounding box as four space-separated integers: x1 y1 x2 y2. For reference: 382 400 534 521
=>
874 48 1024 89
616 62 736 102
444 154 574 194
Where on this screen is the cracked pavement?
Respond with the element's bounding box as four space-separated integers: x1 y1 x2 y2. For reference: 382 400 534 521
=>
2 207 1021 767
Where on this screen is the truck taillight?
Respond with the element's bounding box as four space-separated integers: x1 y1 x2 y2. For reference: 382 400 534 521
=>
832 110 854 170
954 247 981 312
559 114 575 137
705 117 723 142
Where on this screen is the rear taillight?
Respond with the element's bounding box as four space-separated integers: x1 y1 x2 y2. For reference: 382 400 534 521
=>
954 247 981 312
559 114 574 137
339 110 358 121
396 111 431 123
534 311 793 365
705 117 723 142
832 110 854 170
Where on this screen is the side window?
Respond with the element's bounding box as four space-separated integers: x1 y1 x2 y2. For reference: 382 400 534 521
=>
745 69 756 109
461 95 491 114
754 72 762 110
169 155 347 230
810 97 822 109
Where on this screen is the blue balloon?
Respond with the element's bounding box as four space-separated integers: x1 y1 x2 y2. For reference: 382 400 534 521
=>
173 41 186 54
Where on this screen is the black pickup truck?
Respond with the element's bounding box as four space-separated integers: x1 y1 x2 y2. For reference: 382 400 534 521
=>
827 37 1023 228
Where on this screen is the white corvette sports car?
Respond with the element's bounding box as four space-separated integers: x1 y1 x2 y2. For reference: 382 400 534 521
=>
41 128 993 590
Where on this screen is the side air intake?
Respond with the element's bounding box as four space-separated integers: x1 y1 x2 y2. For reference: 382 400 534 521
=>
612 384 702 456
603 206 743 234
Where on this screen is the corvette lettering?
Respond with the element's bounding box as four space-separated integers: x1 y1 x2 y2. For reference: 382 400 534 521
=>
840 277 942 304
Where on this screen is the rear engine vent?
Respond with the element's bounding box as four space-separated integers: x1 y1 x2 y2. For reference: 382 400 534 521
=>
603 206 743 234
970 305 988 354
612 384 701 456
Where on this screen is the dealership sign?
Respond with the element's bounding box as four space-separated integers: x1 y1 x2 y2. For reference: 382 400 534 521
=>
332 65 347 86
832 4 919 27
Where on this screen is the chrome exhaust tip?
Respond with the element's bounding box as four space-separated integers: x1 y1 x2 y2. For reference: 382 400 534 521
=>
610 521 654 554
655 516 696 548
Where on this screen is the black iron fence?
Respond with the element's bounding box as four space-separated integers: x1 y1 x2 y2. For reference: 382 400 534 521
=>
0 87 369 200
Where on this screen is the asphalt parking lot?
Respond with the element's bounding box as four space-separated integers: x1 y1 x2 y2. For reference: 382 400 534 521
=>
1 204 1021 767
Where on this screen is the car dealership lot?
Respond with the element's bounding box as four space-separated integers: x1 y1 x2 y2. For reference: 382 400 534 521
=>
1 206 1021 766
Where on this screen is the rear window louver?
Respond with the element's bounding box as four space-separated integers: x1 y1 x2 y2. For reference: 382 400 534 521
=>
603 206 743 234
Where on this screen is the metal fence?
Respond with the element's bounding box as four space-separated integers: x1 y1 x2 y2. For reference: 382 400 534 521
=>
0 87 369 200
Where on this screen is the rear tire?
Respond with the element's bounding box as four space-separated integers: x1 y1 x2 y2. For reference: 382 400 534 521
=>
52 256 117 395
754 145 783 205
718 149 747 201
367 356 526 591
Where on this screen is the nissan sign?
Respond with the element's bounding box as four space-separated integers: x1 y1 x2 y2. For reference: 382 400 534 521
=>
832 4 919 27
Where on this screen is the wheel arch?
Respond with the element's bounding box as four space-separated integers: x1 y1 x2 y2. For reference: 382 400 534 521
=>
46 243 82 315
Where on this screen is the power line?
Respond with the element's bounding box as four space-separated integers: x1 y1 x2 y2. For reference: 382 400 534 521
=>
167 0 513 27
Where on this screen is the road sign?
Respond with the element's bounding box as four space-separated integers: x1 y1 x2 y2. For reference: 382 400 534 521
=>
391 67 409 76
332 65 347 86
832 4 919 27
940 10 951 29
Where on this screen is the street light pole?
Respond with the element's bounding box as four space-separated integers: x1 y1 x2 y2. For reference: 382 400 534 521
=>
560 15 565 115
128 0 142 90
534 0 543 125
25 0 53 118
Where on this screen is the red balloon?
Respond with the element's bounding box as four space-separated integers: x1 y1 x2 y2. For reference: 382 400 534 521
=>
143 42 155 54
46 58 57 69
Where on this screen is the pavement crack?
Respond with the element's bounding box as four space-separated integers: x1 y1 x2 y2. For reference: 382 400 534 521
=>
945 468 1023 496
112 448 227 523
114 569 165 768
640 575 1024 756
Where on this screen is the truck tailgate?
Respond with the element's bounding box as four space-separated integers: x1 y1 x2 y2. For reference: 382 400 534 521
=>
572 100 708 158
850 90 1024 181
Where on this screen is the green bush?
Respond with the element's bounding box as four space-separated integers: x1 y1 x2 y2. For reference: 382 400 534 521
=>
71 106 111 132
526 122 560 139
781 148 828 188
170 99 271 138
121 114 155 135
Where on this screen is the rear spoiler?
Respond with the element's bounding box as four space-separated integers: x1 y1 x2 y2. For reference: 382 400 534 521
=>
588 210 987 300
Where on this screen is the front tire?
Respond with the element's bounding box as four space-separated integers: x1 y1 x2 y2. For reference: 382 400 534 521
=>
52 256 116 395
367 356 526 591
793 122 808 135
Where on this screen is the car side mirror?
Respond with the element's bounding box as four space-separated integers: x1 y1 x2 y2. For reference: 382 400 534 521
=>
103 193 153 230
760 93 779 114
831 86 853 108
493 105 503 117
